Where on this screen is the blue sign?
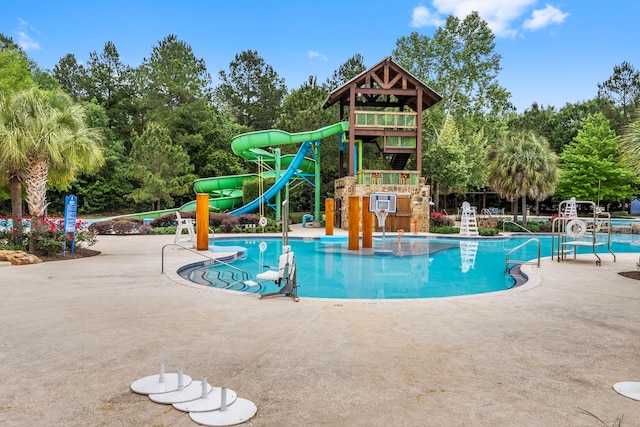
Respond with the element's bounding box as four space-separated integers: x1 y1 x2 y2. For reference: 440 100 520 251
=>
63 195 78 254
64 195 78 233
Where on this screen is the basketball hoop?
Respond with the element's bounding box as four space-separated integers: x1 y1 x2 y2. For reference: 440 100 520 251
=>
375 209 388 228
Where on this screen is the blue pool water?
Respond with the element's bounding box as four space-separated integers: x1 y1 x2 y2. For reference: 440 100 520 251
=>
184 234 640 299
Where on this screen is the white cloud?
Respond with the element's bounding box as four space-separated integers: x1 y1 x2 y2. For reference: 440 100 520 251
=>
16 18 40 51
433 0 535 37
308 50 328 61
411 1 568 38
410 6 444 28
523 4 569 30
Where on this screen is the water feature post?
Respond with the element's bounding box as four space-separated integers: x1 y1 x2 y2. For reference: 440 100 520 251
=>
362 196 373 249
196 193 209 250
348 196 360 250
325 198 334 236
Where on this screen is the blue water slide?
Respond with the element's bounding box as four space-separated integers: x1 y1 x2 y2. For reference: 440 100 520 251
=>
229 141 312 215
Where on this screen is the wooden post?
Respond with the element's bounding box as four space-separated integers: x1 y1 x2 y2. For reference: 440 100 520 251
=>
348 196 359 251
325 198 334 236
196 193 209 251
362 196 373 248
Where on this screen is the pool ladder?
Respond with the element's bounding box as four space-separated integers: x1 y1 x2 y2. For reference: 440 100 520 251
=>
505 238 541 272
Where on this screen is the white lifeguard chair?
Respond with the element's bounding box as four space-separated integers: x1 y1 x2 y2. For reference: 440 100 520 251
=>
459 202 479 236
174 211 195 244
562 196 578 218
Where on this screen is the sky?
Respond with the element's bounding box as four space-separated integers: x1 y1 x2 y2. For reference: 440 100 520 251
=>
2 0 639 112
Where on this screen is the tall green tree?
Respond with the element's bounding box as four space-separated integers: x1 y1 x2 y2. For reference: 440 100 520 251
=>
487 131 558 225
128 123 196 210
0 34 34 95
0 88 104 248
393 12 512 119
216 50 287 130
52 53 87 99
393 11 511 189
277 76 333 133
323 53 367 91
138 35 221 178
424 115 469 209
139 35 212 119
556 113 635 204
86 42 139 139
598 61 640 128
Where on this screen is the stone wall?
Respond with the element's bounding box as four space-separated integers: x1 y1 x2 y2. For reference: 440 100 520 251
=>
334 176 431 232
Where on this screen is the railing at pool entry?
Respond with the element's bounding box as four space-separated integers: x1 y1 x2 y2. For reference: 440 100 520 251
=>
502 220 534 234
160 243 249 284
505 238 541 272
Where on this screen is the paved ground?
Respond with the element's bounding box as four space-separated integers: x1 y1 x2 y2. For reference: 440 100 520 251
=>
1 226 639 426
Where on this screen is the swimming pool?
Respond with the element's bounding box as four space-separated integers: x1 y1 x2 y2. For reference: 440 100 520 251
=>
183 234 640 299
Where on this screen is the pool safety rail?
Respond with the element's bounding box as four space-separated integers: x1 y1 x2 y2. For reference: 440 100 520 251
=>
505 238 541 272
502 220 534 234
551 198 616 266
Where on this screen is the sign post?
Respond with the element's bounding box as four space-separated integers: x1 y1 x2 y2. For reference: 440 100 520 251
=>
63 194 78 255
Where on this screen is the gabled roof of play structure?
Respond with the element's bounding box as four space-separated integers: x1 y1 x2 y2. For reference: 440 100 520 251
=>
322 56 442 111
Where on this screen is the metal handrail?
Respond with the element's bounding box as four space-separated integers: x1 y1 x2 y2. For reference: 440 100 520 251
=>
161 243 247 277
502 220 533 234
441 209 449 216
505 238 541 271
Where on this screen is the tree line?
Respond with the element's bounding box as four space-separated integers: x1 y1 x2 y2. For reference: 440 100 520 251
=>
2 12 640 225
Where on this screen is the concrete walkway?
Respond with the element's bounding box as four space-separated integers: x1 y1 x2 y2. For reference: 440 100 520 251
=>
0 227 639 426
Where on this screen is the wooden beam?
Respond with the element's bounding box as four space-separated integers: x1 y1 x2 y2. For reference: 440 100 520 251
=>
416 88 423 173
356 87 423 97
349 84 356 175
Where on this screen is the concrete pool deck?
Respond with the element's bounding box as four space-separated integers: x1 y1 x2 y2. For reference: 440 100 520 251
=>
1 225 639 426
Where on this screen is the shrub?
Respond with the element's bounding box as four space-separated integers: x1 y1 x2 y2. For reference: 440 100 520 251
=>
498 219 544 233
113 220 135 235
611 211 630 218
150 213 176 228
236 214 259 226
430 226 460 234
137 223 152 234
89 220 114 234
478 228 499 236
27 218 97 256
209 213 227 227
430 212 454 229
150 226 176 235
221 216 239 232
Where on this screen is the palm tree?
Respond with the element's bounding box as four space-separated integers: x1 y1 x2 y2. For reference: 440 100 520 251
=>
487 131 559 225
620 109 640 173
0 88 104 249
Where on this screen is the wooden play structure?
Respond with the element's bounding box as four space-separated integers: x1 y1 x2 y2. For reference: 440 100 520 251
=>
322 57 442 232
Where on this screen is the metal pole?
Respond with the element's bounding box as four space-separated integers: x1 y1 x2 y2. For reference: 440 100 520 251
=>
282 199 289 248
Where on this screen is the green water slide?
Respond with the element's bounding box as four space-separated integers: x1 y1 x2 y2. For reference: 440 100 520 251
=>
231 122 349 163
110 122 349 220
228 122 349 216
